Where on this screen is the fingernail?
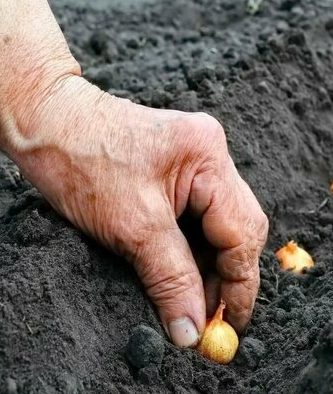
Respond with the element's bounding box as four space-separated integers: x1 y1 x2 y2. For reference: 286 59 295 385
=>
168 317 199 348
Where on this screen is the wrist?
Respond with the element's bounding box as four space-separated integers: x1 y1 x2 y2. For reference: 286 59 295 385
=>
2 72 131 191
0 0 81 155
1 74 85 162
0 55 81 152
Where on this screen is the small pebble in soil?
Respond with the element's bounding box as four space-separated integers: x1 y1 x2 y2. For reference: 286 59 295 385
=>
276 20 290 33
257 80 271 94
125 325 165 368
291 6 304 18
235 337 266 369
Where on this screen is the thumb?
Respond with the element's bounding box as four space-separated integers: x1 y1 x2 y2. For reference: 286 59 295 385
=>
134 219 206 348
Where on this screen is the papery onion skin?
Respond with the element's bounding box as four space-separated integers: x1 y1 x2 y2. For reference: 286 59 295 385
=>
197 300 239 364
275 240 314 274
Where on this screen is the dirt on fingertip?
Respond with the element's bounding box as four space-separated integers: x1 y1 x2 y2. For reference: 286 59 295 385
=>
1 0 333 393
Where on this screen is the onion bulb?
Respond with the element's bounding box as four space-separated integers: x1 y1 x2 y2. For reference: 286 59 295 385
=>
197 300 239 364
275 240 314 274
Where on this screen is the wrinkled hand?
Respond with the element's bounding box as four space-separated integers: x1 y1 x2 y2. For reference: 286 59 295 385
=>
8 76 268 347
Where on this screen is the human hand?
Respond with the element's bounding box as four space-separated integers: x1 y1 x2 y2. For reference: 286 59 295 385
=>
0 0 268 348
4 75 268 348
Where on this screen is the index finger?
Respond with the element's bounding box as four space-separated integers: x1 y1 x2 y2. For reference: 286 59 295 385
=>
190 156 268 332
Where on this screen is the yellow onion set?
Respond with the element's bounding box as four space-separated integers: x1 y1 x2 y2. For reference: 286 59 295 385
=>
197 300 239 364
275 240 314 274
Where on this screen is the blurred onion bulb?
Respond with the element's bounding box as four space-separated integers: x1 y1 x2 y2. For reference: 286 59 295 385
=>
197 300 239 364
276 240 314 274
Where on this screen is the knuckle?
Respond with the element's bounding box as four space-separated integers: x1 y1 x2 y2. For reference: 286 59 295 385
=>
219 240 260 282
173 113 228 165
197 113 227 144
184 112 226 142
197 112 223 130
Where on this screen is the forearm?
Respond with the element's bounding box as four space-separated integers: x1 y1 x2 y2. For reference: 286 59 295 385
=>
0 0 80 155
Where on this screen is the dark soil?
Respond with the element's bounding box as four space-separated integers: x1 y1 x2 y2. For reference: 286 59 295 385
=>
1 0 333 393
